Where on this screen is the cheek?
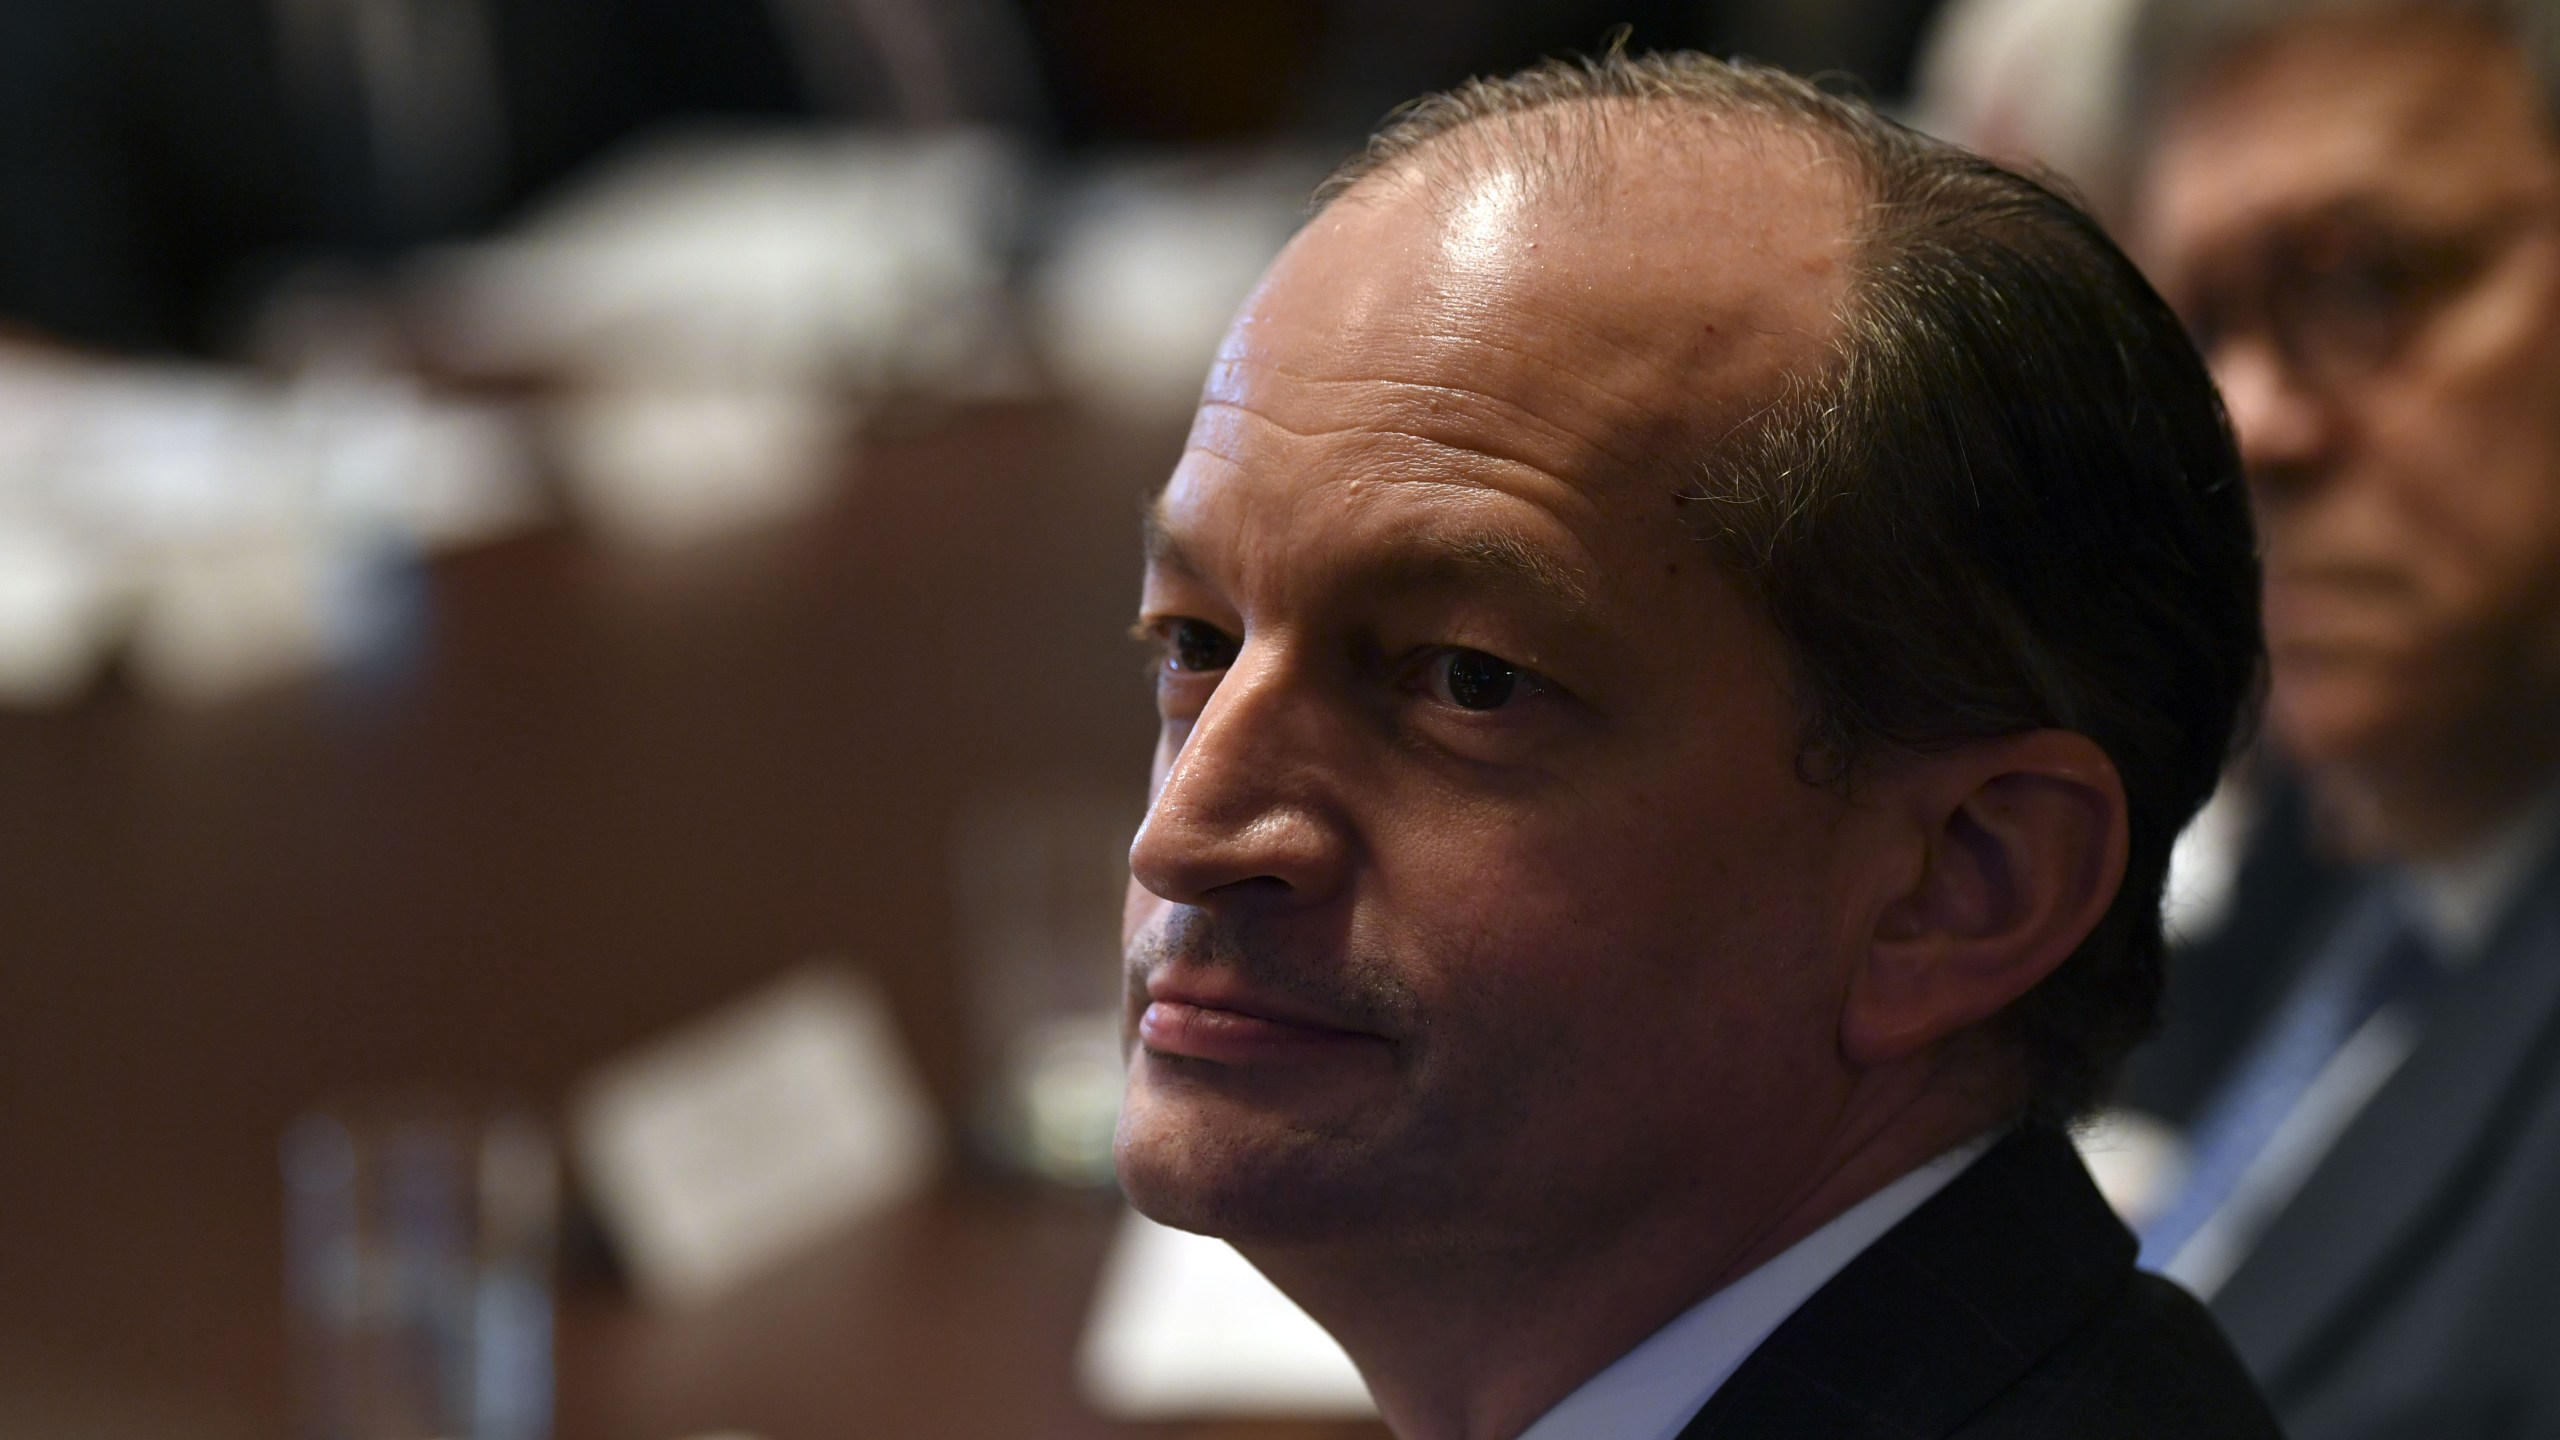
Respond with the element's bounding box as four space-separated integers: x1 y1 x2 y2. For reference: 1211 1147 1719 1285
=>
1370 794 1854 1202
1371 753 1847 1062
2371 311 2560 599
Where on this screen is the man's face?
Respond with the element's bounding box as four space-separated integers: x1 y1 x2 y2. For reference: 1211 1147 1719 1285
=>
2140 14 2560 783
1114 125 1879 1260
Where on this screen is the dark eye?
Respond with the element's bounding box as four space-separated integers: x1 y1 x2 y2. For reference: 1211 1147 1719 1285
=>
1162 618 1240 673
1429 648 1527 711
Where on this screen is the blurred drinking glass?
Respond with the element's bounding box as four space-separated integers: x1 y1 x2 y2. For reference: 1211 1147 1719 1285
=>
954 783 1145 1186
282 1092 557 1440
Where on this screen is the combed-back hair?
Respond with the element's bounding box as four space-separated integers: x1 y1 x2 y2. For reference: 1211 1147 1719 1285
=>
1319 51 2264 1128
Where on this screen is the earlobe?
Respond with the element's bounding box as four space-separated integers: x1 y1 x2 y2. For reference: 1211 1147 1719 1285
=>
1842 732 2130 1070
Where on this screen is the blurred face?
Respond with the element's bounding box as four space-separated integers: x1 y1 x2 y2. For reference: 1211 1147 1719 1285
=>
2140 14 2560 785
1114 126 1878 1258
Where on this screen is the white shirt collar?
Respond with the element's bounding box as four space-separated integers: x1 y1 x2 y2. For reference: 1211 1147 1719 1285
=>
1515 1135 1997 1440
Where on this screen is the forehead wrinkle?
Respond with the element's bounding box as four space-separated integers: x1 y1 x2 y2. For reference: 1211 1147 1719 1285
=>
1213 283 1813 499
1148 468 1602 628
1305 153 1853 489
1184 397 1598 509
1214 356 1664 484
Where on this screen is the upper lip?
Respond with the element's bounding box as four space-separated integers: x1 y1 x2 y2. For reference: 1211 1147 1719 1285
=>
1143 969 1377 1037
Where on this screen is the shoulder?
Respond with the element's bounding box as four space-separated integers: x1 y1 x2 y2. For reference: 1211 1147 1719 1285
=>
1955 1271 2282 1440
1679 1129 2282 1440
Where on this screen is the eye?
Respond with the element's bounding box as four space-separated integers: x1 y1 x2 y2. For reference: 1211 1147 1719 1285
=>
1158 617 1240 674
1426 648 1537 711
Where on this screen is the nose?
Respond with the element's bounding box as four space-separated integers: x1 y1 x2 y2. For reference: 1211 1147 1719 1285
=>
2212 336 2336 498
1128 643 1352 910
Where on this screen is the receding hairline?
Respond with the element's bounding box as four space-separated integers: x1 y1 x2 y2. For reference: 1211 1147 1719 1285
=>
1302 61 1903 465
1314 86 1872 226
1297 86 1876 474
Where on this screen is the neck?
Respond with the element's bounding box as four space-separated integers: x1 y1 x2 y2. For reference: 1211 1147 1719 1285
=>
1238 1082 1999 1440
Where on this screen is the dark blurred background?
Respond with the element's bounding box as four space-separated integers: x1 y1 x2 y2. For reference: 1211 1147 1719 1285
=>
0 4 1965 1437
0 0 1949 357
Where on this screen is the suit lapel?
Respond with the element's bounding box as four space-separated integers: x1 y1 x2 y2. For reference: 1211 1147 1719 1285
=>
1675 1128 2132 1440
2211 849 2560 1398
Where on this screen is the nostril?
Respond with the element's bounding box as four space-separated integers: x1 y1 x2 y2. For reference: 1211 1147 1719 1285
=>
1207 874 1296 901
1129 792 1343 909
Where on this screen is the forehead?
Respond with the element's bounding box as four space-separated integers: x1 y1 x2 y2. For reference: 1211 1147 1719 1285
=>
2144 13 2555 261
1160 108 1856 568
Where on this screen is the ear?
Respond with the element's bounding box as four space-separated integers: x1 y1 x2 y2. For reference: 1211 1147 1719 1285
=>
1842 730 2130 1070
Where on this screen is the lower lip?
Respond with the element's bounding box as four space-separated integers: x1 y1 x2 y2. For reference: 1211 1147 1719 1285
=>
1138 1000 1378 1065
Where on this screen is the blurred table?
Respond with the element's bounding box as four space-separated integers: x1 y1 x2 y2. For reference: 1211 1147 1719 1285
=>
561 1185 1378 1440
0 401 1386 1439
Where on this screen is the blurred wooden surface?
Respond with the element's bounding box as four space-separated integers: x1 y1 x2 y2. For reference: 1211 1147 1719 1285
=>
0 402 1387 1439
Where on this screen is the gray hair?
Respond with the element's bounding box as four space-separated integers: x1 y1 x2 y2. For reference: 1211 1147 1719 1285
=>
2127 0 2560 138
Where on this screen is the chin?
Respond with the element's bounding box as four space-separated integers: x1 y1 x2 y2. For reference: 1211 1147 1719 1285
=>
2268 655 2438 773
1113 1084 1388 1245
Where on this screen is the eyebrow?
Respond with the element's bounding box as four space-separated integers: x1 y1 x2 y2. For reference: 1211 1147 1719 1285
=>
1141 500 1201 578
1141 495 1598 624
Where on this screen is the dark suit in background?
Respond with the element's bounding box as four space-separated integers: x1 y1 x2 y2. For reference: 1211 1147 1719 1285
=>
2124 778 2355 1130
1680 1128 2280 1440
2129 796 2560 1439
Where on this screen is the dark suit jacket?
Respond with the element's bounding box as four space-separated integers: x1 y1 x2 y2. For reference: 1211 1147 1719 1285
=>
1677 1127 2280 1440
2147 813 2560 1440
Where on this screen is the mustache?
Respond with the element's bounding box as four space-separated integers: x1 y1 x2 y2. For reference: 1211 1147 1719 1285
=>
1126 907 1420 1039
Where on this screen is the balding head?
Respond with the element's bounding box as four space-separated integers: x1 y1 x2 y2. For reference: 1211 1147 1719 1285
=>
1115 51 2262 1438
1257 53 2262 1123
1211 95 1857 529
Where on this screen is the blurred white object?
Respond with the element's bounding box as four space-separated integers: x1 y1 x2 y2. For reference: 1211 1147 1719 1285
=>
0 521 120 705
1080 1209 1373 1418
1001 1010 1125 1186
2073 1107 2191 1229
277 374 538 552
1032 157 1316 422
570 963 941 1305
127 531 341 705
2165 781 2256 945
421 128 1024 393
553 385 850 547
951 783 1144 1185
1909 0 2144 213
0 347 536 707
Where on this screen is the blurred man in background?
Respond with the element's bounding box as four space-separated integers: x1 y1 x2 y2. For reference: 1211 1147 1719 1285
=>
2119 1 2560 1435
1118 50 2273 1440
